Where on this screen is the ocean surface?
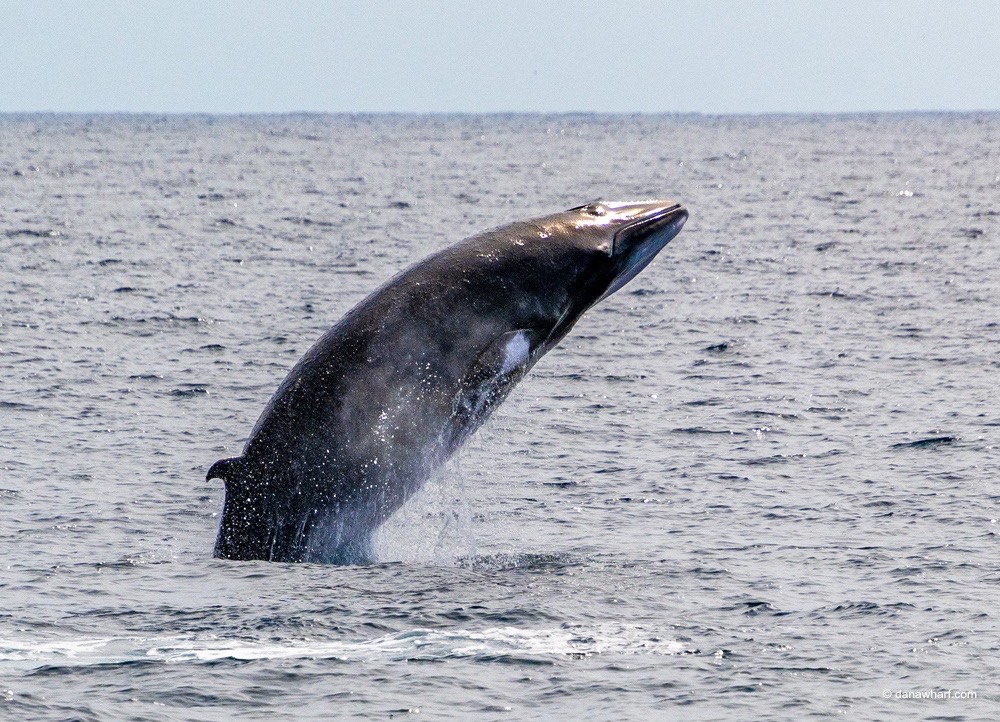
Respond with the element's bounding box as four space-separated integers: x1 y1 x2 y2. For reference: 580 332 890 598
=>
1 113 998 720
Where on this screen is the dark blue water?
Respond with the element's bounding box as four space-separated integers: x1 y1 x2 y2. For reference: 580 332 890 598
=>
1 113 997 719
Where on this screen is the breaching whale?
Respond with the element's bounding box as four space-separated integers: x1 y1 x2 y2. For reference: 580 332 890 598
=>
209 200 688 563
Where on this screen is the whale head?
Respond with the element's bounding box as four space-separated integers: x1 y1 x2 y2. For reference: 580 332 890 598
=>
549 199 688 295
485 199 688 346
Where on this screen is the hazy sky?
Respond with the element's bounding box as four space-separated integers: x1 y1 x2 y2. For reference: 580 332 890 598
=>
3 0 999 114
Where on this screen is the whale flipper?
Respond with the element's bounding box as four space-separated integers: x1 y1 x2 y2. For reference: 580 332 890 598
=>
450 329 541 437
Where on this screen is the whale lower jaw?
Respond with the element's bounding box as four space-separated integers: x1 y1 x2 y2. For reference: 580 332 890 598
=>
602 207 688 301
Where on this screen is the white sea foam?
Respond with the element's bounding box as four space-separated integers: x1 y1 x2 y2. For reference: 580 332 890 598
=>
0 624 685 668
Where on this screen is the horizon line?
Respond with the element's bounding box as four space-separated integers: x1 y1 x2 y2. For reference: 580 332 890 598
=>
2 108 999 118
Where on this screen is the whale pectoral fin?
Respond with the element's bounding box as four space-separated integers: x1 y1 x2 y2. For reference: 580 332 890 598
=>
451 329 542 436
468 328 540 388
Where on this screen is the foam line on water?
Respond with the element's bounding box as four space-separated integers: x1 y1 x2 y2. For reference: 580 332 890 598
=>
0 624 685 668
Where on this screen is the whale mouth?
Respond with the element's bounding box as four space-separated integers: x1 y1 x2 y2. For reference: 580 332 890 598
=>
615 203 686 243
600 203 688 300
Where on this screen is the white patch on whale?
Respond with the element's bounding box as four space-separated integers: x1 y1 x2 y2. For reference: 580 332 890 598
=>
501 330 531 375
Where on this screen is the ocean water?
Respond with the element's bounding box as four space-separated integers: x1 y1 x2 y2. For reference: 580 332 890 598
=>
1 113 998 719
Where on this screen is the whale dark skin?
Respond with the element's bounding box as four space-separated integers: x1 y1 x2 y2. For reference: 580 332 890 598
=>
209 200 688 563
